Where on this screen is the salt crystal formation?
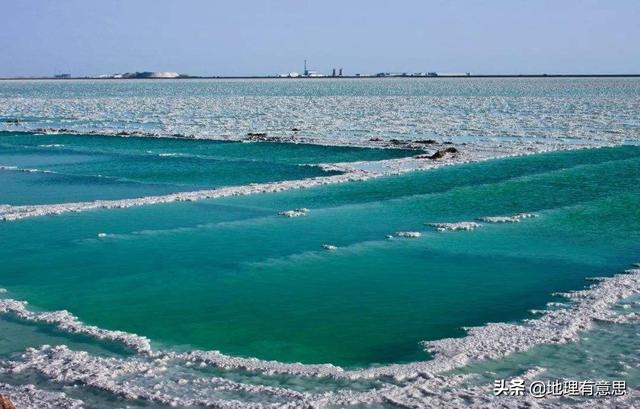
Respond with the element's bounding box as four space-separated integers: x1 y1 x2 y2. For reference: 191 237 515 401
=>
396 231 421 238
0 267 639 407
0 383 82 409
0 129 602 223
429 222 480 232
279 208 309 218
0 299 152 354
478 213 538 223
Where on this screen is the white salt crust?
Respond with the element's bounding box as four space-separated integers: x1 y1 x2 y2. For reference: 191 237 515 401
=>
0 134 606 223
395 231 422 238
0 383 83 409
478 213 539 223
278 208 309 218
1 267 639 407
0 130 631 407
0 299 152 354
0 171 370 222
429 222 481 232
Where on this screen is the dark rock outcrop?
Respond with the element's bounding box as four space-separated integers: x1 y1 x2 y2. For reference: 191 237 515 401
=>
417 146 459 160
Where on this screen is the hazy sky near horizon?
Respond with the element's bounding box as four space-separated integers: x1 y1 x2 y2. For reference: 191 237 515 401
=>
1 0 639 77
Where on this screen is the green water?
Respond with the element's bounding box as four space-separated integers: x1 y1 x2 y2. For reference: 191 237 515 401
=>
2 144 640 367
0 131 415 205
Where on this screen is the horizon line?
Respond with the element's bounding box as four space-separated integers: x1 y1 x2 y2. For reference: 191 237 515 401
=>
2 73 640 80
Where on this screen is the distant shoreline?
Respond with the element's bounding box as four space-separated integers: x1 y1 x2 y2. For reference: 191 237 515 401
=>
1 74 640 80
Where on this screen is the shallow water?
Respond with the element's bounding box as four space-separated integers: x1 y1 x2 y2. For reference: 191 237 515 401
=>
0 131 415 205
1 79 640 407
2 146 640 367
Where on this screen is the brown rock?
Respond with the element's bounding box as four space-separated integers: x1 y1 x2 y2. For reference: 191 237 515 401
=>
0 395 16 409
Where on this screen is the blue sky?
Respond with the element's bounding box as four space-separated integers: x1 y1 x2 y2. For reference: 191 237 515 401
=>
1 0 639 76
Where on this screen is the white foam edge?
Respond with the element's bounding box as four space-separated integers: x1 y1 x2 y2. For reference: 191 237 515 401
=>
0 298 152 354
2 267 639 384
0 170 375 222
0 141 608 222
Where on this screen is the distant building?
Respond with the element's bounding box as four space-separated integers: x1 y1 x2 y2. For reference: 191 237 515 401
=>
277 72 300 77
117 71 180 79
149 71 180 78
431 72 471 77
302 60 324 77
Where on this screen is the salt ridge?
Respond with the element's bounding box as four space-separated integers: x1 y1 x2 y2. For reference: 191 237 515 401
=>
429 221 481 232
0 170 374 222
0 298 152 354
1 266 638 398
0 136 597 222
395 231 422 238
1 266 639 407
478 212 538 223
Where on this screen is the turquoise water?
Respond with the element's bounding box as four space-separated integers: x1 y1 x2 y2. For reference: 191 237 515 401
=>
2 145 639 368
1 78 640 407
0 131 413 205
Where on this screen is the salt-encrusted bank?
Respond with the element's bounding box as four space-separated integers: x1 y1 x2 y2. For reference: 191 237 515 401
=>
7 268 640 381
1 77 639 409
0 298 152 354
0 135 604 222
0 169 372 221
1 266 639 407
